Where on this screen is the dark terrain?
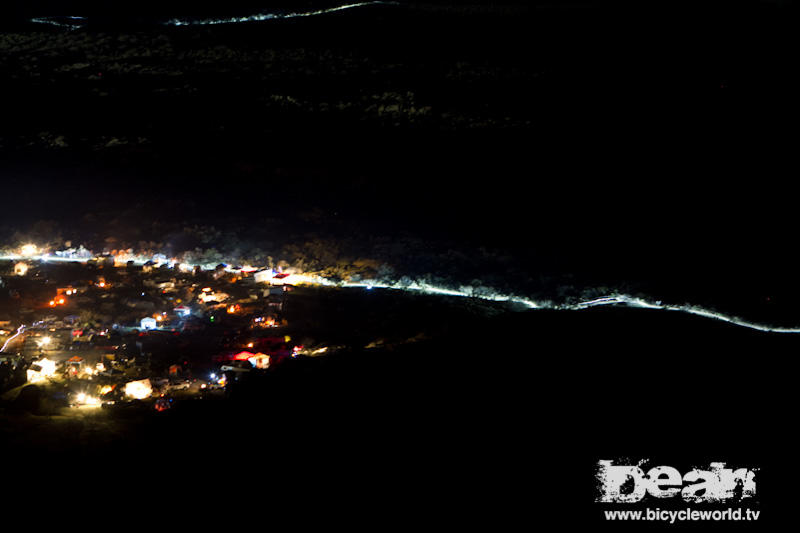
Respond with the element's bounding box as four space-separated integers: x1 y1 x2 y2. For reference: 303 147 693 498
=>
1 1 797 312
2 300 793 527
0 2 795 526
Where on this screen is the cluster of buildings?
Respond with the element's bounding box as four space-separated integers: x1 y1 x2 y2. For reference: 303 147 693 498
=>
0 256 308 412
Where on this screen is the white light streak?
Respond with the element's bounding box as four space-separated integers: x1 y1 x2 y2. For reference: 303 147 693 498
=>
1 325 25 352
28 3 396 31
3 250 799 334
30 16 87 30
164 2 397 27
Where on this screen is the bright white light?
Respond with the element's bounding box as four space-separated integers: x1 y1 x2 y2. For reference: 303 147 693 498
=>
20 244 38 257
27 358 57 383
124 379 153 399
74 392 100 407
1 325 25 352
3 240 800 334
30 16 86 30
164 2 391 27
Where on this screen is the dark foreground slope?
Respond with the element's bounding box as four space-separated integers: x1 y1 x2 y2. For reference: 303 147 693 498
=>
2 306 794 527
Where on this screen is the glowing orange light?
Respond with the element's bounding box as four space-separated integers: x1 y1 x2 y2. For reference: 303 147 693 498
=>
20 244 38 256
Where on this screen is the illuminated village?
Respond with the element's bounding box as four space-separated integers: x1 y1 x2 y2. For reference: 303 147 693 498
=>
0 243 326 414
2 240 797 419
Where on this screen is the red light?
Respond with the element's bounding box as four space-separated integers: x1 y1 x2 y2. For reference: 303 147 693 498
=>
232 351 255 361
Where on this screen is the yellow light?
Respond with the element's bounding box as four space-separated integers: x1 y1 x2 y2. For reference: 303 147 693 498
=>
27 358 56 383
124 379 153 399
74 392 100 407
246 342 254 348
38 336 51 347
20 244 38 256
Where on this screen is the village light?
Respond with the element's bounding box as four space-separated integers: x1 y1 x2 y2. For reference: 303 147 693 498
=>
20 244 38 256
74 392 100 407
124 379 153 399
27 358 56 383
